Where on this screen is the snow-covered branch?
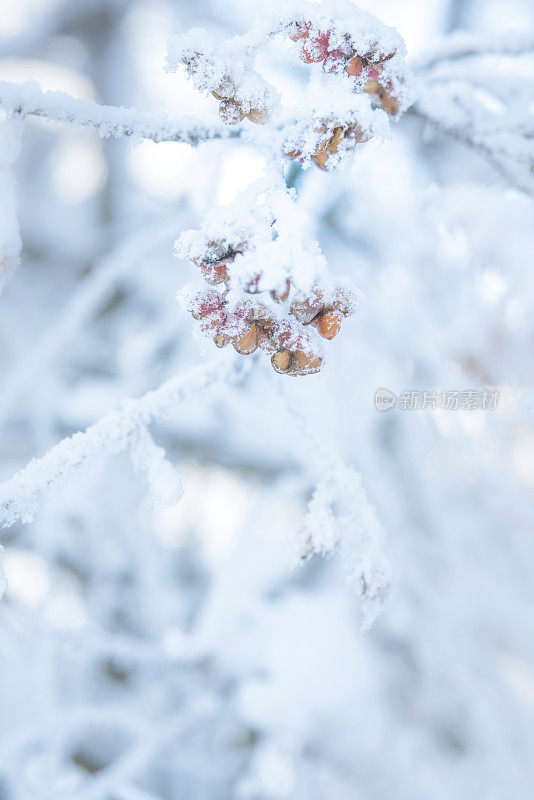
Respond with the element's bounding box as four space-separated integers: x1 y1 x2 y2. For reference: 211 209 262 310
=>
0 356 248 529
413 30 534 70
0 116 23 293
410 30 534 195
412 82 534 195
0 81 244 145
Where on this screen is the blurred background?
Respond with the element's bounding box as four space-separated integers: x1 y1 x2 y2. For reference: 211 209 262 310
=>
1 0 534 798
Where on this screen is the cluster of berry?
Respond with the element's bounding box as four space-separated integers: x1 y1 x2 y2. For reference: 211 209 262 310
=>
211 81 268 126
181 238 357 377
285 118 370 171
173 29 277 127
170 8 408 171
289 20 400 116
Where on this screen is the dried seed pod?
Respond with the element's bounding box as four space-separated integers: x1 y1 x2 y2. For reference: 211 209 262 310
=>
213 333 230 348
246 108 267 124
311 147 329 171
272 348 323 376
244 274 262 294
311 127 345 170
212 74 237 99
364 77 381 95
313 309 342 339
363 77 399 115
328 127 344 155
292 350 323 375
233 322 259 355
219 98 246 124
290 293 324 324
378 89 399 116
271 350 292 373
372 51 396 65
284 146 303 161
253 302 274 328
256 324 274 351
346 55 363 77
270 279 291 303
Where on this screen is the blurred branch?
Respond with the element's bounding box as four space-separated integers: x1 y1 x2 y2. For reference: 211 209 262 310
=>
413 31 534 70
410 33 534 195
410 87 534 195
0 218 180 427
444 0 469 34
0 0 131 58
0 81 244 145
0 356 249 529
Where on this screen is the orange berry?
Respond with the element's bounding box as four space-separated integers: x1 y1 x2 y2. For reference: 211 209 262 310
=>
314 309 342 339
233 322 258 355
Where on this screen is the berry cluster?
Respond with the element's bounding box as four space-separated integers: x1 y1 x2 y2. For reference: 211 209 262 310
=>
289 20 400 116
176 194 359 377
285 118 370 171
211 81 268 126
170 28 278 127
168 5 410 171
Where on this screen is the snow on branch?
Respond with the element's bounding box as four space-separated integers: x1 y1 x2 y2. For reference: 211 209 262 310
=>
411 31 534 194
0 81 243 145
0 115 23 294
0 545 6 600
0 356 248 529
279 385 390 629
129 426 184 512
412 80 534 195
413 30 534 70
300 462 391 630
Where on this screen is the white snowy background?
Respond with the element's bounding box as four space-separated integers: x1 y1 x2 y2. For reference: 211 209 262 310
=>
1 0 534 798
